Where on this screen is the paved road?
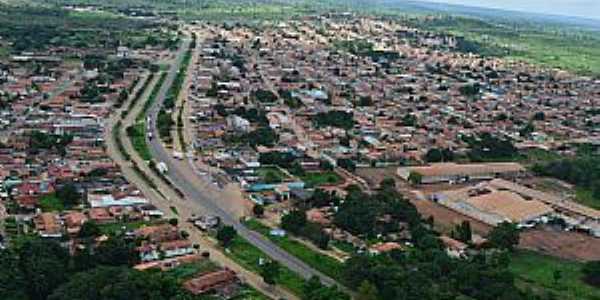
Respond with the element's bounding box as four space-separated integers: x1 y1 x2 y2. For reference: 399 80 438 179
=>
146 36 338 287
104 68 298 300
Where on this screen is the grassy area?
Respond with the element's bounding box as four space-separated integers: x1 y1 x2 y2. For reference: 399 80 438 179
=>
575 188 600 210
113 121 131 161
170 206 179 216
126 72 165 161
301 171 343 187
127 122 152 161
98 220 155 235
158 38 193 143
244 219 344 280
123 73 154 119
408 16 600 76
518 149 563 165
509 250 600 300
138 72 167 122
0 45 9 58
256 166 289 184
165 260 220 282
39 194 64 212
230 286 270 300
224 235 306 296
331 240 356 254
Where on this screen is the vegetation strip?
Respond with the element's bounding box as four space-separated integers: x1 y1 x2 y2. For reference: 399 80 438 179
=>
243 219 344 279
127 72 166 161
158 34 196 143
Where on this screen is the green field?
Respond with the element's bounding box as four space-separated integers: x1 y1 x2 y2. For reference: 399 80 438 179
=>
256 166 289 184
126 72 166 161
408 17 600 76
98 220 155 235
165 260 220 282
127 122 152 161
509 250 600 300
0 46 8 58
301 171 343 187
39 194 64 212
244 219 344 280
575 188 600 210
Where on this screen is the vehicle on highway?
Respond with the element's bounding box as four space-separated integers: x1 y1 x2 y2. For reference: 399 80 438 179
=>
173 151 184 160
157 161 169 174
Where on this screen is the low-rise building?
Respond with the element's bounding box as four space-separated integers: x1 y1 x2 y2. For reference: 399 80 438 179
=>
397 162 525 184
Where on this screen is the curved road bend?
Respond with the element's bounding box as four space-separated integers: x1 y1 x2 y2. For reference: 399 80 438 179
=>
146 37 338 287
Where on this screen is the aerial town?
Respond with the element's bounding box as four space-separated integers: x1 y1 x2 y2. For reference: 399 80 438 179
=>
1 2 600 300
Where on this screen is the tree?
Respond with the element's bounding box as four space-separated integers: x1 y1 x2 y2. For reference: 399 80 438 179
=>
459 83 480 96
488 222 520 251
465 133 517 161
357 280 379 300
314 111 355 130
78 221 101 239
519 122 535 137
337 158 356 172
260 260 280 285
300 222 330 249
252 89 278 103
533 111 545 121
244 126 278 147
0 249 27 299
302 276 349 300
253 204 265 218
425 148 454 163
583 261 600 287
72 248 96 272
320 160 334 171
48 266 180 300
56 183 80 207
380 178 396 190
168 218 178 226
408 171 422 185
281 210 307 234
553 269 562 286
180 230 190 239
149 64 160 73
19 238 70 300
216 225 237 247
264 170 281 184
401 113 417 126
451 221 472 244
95 236 138 267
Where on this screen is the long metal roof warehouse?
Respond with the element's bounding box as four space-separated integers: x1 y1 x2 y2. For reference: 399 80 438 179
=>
397 162 525 184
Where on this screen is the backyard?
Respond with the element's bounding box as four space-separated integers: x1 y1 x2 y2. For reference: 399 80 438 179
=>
256 166 289 184
300 171 343 187
39 194 64 212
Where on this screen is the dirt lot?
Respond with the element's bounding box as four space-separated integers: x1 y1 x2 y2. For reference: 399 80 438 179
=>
519 226 600 262
357 167 600 262
410 198 493 235
355 166 398 188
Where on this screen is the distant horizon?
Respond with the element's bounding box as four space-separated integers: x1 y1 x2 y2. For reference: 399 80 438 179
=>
417 0 600 21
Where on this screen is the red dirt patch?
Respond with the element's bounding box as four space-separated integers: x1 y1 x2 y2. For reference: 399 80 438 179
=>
410 198 493 235
519 227 600 262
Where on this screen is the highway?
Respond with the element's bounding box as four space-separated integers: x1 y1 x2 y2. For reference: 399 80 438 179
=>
146 35 338 287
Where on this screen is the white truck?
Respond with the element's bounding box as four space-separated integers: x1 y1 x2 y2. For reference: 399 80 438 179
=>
157 162 169 174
